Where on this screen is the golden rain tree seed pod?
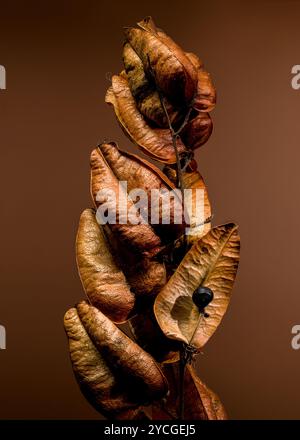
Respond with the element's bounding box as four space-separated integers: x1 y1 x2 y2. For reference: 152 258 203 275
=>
105 74 187 164
64 304 168 419
123 42 181 128
99 142 185 241
124 17 198 106
76 209 135 323
154 224 240 349
90 147 163 258
180 112 213 150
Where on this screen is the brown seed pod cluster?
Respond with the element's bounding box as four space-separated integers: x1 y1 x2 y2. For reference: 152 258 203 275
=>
64 17 240 420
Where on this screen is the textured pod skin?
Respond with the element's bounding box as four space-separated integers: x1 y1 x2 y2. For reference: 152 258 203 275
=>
124 17 198 106
101 224 166 298
90 147 162 258
64 307 139 418
154 224 240 349
181 112 213 150
194 70 216 113
105 75 187 164
152 363 227 420
76 209 135 323
163 164 212 243
100 142 185 241
76 301 169 400
123 42 181 128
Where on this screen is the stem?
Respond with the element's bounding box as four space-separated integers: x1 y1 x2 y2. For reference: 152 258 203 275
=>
179 345 187 420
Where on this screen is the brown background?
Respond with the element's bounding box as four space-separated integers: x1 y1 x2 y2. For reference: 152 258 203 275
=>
0 0 300 420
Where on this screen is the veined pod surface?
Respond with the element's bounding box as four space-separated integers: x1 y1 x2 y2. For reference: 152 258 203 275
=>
99 142 185 240
64 306 167 419
76 209 135 323
77 301 168 400
90 147 162 258
124 17 198 106
163 164 212 243
181 112 213 150
154 223 240 349
123 43 181 128
105 74 187 164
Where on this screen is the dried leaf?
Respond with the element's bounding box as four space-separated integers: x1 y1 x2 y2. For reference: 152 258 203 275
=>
154 223 240 349
78 301 168 398
105 75 187 163
181 112 213 150
90 147 162 257
125 17 198 106
152 363 227 420
76 209 135 323
129 304 180 364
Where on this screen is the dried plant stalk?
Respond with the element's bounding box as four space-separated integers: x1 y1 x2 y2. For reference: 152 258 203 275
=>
64 16 240 421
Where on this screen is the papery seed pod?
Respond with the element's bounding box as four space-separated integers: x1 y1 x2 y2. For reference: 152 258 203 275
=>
129 305 180 364
163 164 212 242
102 224 166 298
90 147 162 258
124 17 198 106
185 52 204 70
154 223 240 349
180 112 213 150
123 43 181 128
194 70 216 113
126 258 166 298
64 307 139 418
76 209 135 323
186 51 216 113
76 301 169 400
152 363 227 420
105 75 187 163
99 142 185 241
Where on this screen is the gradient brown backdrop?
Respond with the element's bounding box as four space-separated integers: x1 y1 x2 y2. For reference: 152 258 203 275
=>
0 0 300 420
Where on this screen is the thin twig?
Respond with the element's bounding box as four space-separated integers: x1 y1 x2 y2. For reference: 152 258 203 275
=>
179 346 186 420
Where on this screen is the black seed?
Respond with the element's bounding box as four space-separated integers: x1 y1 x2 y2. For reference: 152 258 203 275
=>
192 286 214 311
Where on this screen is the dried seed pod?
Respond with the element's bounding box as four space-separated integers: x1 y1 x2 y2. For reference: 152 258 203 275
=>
163 164 212 243
180 112 213 150
129 304 180 364
152 363 227 420
76 209 135 323
125 17 198 106
64 307 138 418
105 75 187 163
99 142 185 240
126 258 166 298
194 70 216 113
186 52 216 113
122 42 149 101
90 147 162 258
123 43 181 128
154 223 240 349
76 301 168 401
185 52 204 70
102 224 166 297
